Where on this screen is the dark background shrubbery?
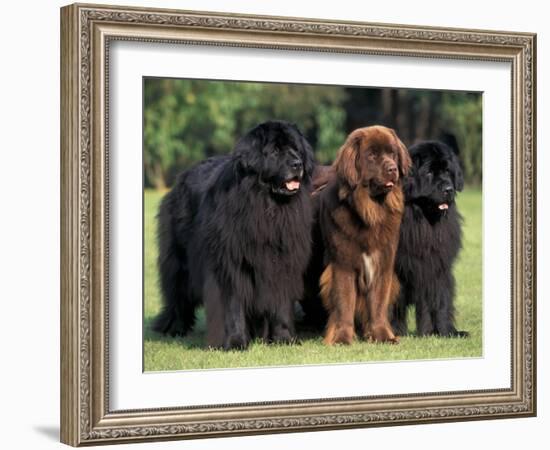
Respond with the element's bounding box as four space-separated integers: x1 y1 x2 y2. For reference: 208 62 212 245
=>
144 78 482 189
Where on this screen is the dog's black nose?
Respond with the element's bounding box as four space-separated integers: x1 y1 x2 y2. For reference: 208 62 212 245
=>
387 164 397 175
290 159 303 171
443 186 454 195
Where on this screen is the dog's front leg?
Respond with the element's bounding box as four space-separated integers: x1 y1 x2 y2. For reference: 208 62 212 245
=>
204 273 250 351
323 265 357 345
367 272 399 344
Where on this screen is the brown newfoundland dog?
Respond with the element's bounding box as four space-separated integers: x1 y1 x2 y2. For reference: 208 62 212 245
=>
317 126 411 344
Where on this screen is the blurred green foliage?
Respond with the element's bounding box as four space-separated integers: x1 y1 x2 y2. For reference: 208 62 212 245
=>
440 92 483 185
143 78 482 188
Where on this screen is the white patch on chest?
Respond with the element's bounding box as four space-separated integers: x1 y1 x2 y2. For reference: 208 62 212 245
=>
362 252 376 287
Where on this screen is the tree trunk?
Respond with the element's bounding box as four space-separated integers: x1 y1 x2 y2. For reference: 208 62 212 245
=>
153 162 167 191
395 90 410 144
415 94 431 143
381 89 393 126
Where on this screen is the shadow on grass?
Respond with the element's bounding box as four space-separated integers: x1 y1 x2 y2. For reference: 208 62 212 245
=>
143 309 207 350
144 306 326 349
144 303 473 353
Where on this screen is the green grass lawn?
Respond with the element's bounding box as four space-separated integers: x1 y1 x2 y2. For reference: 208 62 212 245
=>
143 188 482 371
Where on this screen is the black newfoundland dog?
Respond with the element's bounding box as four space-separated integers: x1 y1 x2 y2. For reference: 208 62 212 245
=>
392 140 468 337
152 120 315 350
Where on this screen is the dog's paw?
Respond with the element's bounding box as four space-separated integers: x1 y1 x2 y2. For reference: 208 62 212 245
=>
437 328 470 338
449 330 469 338
271 327 296 345
325 326 355 345
368 325 400 344
223 334 249 351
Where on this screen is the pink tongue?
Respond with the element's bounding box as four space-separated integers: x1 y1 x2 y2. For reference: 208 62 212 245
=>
385 181 394 188
285 180 300 191
439 203 449 210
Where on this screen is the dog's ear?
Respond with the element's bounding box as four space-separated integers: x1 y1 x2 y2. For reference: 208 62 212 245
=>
334 133 360 188
312 165 336 193
440 132 460 156
292 123 316 181
439 139 464 192
401 166 417 199
453 159 465 192
447 142 465 192
389 129 411 177
402 154 428 200
234 124 267 173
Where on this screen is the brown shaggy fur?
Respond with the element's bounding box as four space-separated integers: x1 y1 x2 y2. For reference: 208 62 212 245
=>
318 126 411 344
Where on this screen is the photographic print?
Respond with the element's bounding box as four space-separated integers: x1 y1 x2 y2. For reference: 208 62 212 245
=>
143 78 483 371
61 3 535 445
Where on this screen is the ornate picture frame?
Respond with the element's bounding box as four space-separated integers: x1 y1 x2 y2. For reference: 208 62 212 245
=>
60 2 536 446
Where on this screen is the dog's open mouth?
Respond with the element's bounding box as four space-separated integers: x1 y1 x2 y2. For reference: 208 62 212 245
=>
378 180 394 193
273 176 302 196
285 179 301 191
368 179 396 196
438 203 449 210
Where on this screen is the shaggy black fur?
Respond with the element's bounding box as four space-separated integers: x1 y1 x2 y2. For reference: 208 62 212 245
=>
392 140 468 337
152 121 315 350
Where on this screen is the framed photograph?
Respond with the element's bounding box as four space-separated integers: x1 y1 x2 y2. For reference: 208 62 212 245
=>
60 2 536 446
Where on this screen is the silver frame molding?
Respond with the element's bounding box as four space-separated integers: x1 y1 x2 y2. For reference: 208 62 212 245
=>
60 3 536 446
